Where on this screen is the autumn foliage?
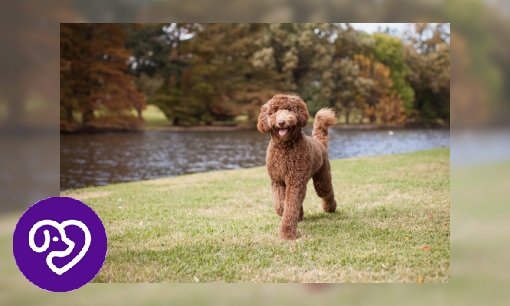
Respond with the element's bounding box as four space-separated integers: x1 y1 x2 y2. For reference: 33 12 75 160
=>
60 24 144 132
60 23 450 132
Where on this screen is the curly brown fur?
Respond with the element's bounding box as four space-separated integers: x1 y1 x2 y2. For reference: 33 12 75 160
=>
257 94 338 240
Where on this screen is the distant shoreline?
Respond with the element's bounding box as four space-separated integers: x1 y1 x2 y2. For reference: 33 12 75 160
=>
60 122 450 134
144 123 449 132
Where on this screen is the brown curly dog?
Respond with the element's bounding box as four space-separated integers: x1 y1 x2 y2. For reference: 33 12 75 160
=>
257 94 337 240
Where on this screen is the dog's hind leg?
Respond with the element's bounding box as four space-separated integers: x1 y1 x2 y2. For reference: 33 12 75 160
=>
271 181 285 217
312 162 337 213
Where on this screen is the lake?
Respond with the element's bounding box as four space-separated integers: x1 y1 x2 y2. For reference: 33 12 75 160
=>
60 128 450 190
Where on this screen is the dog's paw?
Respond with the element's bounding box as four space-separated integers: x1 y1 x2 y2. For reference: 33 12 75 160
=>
322 198 337 212
279 230 297 240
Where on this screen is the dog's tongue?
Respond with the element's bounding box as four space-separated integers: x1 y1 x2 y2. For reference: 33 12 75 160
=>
279 129 287 136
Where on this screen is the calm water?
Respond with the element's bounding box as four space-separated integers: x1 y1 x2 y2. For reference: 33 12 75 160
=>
60 128 450 190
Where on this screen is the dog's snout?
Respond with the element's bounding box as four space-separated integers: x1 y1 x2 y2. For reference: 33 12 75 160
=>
277 120 285 127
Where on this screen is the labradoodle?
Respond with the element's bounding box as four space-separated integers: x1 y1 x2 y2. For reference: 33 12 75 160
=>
257 94 337 240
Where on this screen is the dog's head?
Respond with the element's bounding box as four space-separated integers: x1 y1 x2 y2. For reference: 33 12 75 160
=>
257 95 309 140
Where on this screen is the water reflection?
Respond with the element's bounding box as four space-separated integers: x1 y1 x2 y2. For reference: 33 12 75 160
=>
60 128 449 190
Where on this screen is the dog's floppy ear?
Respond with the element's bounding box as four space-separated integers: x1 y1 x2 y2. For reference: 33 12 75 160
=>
257 101 271 133
296 98 309 128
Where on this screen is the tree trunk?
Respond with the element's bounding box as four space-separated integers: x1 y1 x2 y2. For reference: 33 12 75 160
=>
345 109 350 124
82 109 94 126
135 107 142 120
65 105 74 122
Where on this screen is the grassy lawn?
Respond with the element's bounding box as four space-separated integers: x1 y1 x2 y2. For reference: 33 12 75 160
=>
138 105 169 128
59 148 449 283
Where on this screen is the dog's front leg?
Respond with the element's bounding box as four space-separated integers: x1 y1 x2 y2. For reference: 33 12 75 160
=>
279 183 307 240
271 180 285 217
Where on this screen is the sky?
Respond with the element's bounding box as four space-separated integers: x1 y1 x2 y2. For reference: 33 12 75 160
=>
350 23 450 44
170 23 446 40
349 23 413 35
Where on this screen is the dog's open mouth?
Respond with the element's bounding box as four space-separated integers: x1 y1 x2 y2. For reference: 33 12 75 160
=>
278 129 288 136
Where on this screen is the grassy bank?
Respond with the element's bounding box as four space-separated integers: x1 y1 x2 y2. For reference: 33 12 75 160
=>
59 148 449 283
140 105 449 131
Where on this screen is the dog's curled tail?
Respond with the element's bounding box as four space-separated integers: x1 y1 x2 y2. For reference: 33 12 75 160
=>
312 108 337 148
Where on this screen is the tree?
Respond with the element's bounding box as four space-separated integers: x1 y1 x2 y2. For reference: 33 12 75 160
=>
333 24 375 60
60 24 145 131
252 23 337 111
134 73 164 106
124 23 196 125
372 33 415 115
374 93 406 125
404 23 450 123
188 23 283 125
326 58 372 124
320 25 376 123
354 54 397 123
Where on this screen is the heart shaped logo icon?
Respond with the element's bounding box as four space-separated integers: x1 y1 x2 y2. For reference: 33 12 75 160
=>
13 197 107 292
28 219 92 275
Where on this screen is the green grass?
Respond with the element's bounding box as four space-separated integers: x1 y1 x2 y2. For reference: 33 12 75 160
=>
58 148 450 283
131 105 173 129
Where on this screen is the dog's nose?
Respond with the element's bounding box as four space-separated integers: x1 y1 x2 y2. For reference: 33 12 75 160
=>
278 120 285 127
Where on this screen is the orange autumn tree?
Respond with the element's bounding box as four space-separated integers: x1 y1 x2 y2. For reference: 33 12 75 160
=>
374 93 406 125
60 24 145 132
354 54 406 125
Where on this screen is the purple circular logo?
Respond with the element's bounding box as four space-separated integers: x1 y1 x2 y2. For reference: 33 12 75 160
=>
13 197 107 292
